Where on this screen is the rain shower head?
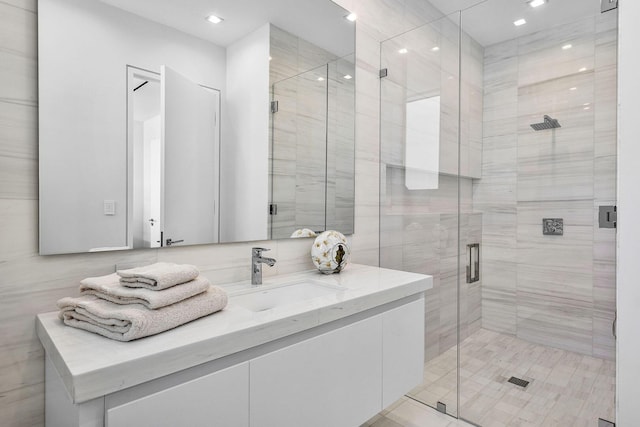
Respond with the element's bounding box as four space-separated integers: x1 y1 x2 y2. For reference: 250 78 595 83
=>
530 115 561 131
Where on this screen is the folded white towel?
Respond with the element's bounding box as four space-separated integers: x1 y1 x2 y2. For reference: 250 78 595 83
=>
117 262 200 290
79 273 211 309
57 286 228 342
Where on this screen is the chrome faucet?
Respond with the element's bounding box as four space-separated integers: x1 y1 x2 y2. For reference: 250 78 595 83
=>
251 247 276 285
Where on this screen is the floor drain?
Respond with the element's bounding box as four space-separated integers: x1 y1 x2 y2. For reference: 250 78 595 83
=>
507 376 530 388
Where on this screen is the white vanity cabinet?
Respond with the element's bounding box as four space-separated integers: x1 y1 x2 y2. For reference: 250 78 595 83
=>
38 266 432 427
250 298 425 427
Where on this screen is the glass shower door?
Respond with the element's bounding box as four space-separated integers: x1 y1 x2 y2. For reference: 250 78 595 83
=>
458 1 618 425
379 11 462 418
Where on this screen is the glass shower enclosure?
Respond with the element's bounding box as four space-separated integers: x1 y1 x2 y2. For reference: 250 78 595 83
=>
379 0 617 425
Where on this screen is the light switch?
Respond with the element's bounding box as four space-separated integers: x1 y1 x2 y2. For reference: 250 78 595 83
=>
104 200 116 216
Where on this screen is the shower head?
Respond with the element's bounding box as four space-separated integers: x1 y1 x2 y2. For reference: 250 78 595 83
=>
530 115 561 131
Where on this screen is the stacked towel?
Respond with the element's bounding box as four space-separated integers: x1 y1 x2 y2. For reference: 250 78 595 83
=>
117 262 199 290
58 288 227 342
79 273 211 309
57 263 228 341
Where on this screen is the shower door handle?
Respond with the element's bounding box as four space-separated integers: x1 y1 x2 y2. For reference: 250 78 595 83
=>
466 243 480 283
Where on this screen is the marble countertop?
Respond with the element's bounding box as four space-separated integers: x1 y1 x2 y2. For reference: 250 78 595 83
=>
36 264 432 404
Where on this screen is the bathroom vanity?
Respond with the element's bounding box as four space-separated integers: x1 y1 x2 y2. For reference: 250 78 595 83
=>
37 265 431 427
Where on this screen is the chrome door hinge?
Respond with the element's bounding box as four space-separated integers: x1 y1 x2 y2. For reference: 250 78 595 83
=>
379 68 388 78
271 100 279 113
599 205 617 228
601 0 618 13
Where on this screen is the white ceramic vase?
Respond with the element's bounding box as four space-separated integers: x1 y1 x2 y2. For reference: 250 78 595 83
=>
311 230 350 274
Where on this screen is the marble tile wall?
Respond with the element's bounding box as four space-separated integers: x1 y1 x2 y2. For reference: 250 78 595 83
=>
474 13 617 360
0 0 425 424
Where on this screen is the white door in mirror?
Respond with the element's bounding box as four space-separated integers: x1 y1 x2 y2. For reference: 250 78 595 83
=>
161 66 220 247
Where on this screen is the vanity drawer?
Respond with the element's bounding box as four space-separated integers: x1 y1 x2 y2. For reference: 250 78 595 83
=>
105 362 249 427
249 314 384 427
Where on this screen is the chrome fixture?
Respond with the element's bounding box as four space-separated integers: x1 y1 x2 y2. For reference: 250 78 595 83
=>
530 115 561 131
251 247 276 285
466 243 480 283
165 238 184 246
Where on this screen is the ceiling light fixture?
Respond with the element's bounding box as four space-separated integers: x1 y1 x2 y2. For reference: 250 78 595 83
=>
205 14 224 24
345 13 357 22
398 48 408 54
514 19 527 27
529 0 546 8
579 67 587 72
562 44 572 50
343 74 353 80
431 46 440 52
569 87 577 91
317 77 325 81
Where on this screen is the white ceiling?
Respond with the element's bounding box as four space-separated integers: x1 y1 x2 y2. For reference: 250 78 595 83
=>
428 0 606 46
98 0 355 57
96 0 609 56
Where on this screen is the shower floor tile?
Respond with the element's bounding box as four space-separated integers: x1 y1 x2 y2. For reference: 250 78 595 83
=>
408 328 616 427
361 396 475 427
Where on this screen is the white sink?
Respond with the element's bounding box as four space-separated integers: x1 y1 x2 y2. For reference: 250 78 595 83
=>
232 280 343 312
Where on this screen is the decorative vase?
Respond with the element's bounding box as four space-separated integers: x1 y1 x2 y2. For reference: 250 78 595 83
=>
311 230 350 274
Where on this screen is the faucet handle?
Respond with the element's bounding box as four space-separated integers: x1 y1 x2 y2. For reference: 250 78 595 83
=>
252 247 270 255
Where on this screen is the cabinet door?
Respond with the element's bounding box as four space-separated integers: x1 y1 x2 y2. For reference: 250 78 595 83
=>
250 316 383 427
382 297 425 408
106 362 249 427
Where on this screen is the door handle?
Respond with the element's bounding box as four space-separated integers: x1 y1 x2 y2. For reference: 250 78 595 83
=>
466 243 480 283
166 238 184 246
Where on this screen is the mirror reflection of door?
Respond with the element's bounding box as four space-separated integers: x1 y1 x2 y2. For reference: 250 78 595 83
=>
161 65 220 247
129 67 162 248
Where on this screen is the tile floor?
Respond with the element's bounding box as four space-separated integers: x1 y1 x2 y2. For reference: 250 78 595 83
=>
362 396 474 427
366 328 615 427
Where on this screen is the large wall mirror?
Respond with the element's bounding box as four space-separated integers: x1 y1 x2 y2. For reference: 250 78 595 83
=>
38 0 355 255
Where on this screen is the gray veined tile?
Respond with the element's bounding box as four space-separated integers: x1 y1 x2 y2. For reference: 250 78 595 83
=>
0 100 37 159
517 16 595 57
0 154 37 200
0 198 37 262
483 116 518 139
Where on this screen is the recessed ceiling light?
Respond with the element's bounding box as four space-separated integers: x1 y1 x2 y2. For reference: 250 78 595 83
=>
579 67 587 72
514 19 526 27
205 14 223 24
317 77 325 81
398 48 408 54
431 46 440 52
529 0 546 8
343 74 353 80
584 106 591 110
562 44 572 50
584 102 591 106
569 87 577 91
345 13 357 22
